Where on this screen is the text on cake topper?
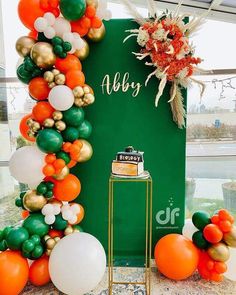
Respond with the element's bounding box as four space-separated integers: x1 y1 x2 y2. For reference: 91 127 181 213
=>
101 72 142 97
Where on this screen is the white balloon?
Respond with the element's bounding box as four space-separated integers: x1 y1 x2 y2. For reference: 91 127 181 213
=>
42 204 54 215
44 26 56 39
68 215 77 225
44 12 56 26
62 210 73 221
45 214 56 225
48 85 74 111
9 146 45 188
34 17 48 32
49 233 106 295
70 204 80 214
182 219 198 240
53 204 61 215
225 248 236 281
73 37 84 50
63 32 74 43
53 17 71 38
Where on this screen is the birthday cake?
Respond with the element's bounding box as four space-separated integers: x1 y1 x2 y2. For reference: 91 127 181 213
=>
112 146 144 177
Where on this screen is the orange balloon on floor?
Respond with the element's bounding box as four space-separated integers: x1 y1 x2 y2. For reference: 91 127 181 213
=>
19 114 36 142
32 101 55 124
53 174 81 202
18 0 44 30
66 70 85 89
55 55 82 74
29 77 50 101
29 256 51 286
0 250 29 295
155 234 199 280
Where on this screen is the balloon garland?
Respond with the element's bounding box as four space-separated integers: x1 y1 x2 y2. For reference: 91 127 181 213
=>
0 0 110 293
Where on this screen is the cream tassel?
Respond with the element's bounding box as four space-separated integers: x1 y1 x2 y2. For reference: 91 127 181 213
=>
170 86 186 129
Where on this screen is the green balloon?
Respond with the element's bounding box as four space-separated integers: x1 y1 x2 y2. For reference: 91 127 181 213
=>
52 36 63 46
0 240 8 251
61 127 79 142
3 227 13 238
78 120 92 139
62 106 84 127
63 42 72 52
22 240 35 252
46 181 54 190
73 225 84 232
31 244 44 259
15 198 23 208
60 0 86 21
22 251 31 259
56 151 71 164
23 213 49 237
17 64 32 84
45 190 53 198
37 183 48 195
53 214 68 231
30 234 41 245
192 211 211 231
6 227 29 250
36 129 63 153
192 231 209 249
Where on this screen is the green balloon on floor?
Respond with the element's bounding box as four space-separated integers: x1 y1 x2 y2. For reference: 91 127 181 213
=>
192 211 211 231
78 120 92 139
62 106 84 127
23 213 49 237
60 0 86 21
192 231 209 249
61 127 79 142
6 227 29 250
36 129 63 153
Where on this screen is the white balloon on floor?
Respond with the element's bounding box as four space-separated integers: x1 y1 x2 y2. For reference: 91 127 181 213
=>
224 247 236 281
182 219 198 240
49 232 106 295
9 146 45 188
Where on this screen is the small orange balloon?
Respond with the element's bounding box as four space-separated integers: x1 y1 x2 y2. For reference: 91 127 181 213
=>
55 54 82 74
19 114 36 142
45 154 57 164
29 256 50 286
66 70 85 89
214 261 227 274
53 174 81 202
22 210 30 220
155 234 199 280
43 164 56 176
67 160 77 168
71 21 89 37
203 224 223 244
32 101 55 124
18 0 44 30
0 250 29 295
29 77 50 101
91 17 102 29
49 229 63 238
28 30 38 39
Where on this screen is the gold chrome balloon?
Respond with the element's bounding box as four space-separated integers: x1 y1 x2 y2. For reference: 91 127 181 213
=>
73 86 84 98
77 139 93 163
224 226 236 247
53 111 63 121
23 190 47 212
46 238 56 250
53 166 69 180
87 24 106 42
55 120 66 131
44 71 54 83
16 36 36 57
74 39 90 61
43 118 55 128
64 225 74 236
30 42 56 69
207 242 230 262
55 73 66 85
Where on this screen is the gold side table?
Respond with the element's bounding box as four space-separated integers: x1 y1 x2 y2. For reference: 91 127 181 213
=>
108 174 153 295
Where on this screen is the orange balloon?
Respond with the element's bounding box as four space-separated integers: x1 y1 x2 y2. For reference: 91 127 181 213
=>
19 114 36 142
29 256 50 286
55 55 82 74
18 0 44 30
203 224 223 244
69 203 85 225
28 30 38 39
0 251 29 295
29 77 50 101
53 174 81 202
71 21 89 37
22 210 30 220
49 229 64 238
66 70 85 89
32 101 55 124
155 234 199 280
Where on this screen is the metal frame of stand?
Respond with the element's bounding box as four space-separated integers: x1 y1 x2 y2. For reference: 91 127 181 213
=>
108 175 153 295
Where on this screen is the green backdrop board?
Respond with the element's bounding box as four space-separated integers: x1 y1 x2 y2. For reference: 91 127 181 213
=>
73 19 186 264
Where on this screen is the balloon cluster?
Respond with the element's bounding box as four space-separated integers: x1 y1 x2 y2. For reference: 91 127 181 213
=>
183 209 236 282
0 0 110 294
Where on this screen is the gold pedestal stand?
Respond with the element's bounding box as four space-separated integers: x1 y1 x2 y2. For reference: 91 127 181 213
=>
108 175 153 295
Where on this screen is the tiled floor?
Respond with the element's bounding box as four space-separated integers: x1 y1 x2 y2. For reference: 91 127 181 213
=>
22 267 236 295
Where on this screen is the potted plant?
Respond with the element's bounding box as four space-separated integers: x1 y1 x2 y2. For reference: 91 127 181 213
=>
222 180 236 210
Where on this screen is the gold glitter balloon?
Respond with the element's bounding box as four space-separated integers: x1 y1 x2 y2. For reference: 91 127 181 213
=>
23 190 47 212
44 71 54 83
53 166 69 180
55 120 66 131
46 238 56 250
77 139 93 163
74 39 90 61
16 36 36 57
53 111 63 121
224 226 236 247
30 42 56 69
55 74 66 85
73 86 84 98
207 242 230 262
43 118 55 128
87 24 106 42
64 225 74 236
